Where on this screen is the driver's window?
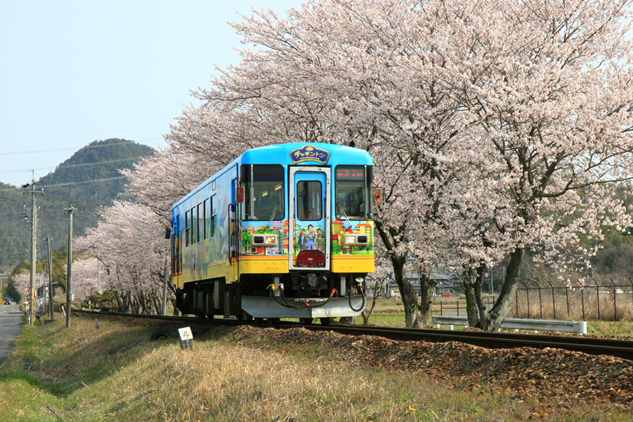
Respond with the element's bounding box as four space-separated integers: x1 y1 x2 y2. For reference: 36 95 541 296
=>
297 181 322 221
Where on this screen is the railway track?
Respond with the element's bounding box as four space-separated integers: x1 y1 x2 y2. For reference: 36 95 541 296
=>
75 310 633 361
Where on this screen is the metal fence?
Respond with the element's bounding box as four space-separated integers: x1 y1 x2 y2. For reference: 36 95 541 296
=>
511 278 633 321
432 278 633 321
434 296 496 317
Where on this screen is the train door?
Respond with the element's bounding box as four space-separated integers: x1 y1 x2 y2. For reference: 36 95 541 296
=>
229 178 239 280
288 166 331 271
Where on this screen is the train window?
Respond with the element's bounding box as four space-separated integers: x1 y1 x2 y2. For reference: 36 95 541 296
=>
336 166 370 219
203 199 209 239
191 207 197 244
241 165 285 221
197 203 203 242
297 181 322 221
185 210 190 247
210 195 216 237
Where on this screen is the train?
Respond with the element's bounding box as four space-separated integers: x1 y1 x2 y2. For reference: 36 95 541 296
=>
168 143 377 323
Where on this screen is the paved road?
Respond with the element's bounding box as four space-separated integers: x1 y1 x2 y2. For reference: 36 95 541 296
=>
0 304 24 366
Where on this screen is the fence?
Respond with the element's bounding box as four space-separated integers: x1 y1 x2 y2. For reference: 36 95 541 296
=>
511 278 633 321
432 278 633 322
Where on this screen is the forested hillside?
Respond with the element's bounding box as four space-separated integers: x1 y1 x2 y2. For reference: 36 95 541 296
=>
0 139 154 269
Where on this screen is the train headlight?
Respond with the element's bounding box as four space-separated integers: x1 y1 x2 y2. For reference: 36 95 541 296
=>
343 234 369 246
252 234 278 247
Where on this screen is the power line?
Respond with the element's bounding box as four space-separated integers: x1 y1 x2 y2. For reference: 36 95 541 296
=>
0 138 162 156
0 176 129 192
41 176 129 188
0 156 149 174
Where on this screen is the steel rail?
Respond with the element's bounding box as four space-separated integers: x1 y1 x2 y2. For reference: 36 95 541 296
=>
74 310 633 361
291 324 633 361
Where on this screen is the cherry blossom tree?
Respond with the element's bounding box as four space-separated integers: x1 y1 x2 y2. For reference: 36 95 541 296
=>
163 0 466 327
425 0 633 329
121 146 215 223
75 201 171 314
204 0 633 330
118 0 633 330
11 271 30 301
70 257 102 303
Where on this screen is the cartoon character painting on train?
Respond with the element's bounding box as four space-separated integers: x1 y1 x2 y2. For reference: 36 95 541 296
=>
295 223 326 254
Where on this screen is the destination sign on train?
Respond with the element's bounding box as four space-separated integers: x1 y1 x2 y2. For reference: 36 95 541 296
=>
336 168 364 180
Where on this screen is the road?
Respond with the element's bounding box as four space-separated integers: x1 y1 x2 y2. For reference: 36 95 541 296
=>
0 304 23 366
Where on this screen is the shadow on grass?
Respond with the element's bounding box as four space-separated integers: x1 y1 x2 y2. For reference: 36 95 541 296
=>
0 315 208 398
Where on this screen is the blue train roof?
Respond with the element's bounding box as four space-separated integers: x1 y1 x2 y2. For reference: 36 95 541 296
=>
241 143 372 166
173 143 373 209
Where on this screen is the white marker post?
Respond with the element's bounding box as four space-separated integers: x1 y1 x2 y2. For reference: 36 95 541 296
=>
178 327 194 350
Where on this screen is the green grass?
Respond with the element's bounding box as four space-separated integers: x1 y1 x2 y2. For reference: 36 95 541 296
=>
587 320 633 337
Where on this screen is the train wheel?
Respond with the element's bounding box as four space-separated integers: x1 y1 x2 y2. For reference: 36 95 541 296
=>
319 317 332 325
237 312 253 321
300 318 314 325
339 316 354 325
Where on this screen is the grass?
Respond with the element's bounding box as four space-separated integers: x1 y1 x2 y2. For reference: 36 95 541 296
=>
0 316 630 421
586 320 633 337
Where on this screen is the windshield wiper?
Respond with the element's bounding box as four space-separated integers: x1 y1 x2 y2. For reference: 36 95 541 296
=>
267 202 279 228
336 200 352 228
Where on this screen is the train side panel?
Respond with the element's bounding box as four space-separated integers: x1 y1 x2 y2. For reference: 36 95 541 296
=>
172 164 238 290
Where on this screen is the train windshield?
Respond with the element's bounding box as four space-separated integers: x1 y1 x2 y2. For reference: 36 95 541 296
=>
241 164 285 221
297 180 322 221
335 165 371 220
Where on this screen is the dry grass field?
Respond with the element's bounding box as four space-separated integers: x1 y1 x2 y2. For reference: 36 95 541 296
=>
0 314 630 421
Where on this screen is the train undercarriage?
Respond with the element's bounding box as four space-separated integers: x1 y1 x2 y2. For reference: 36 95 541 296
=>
175 272 367 323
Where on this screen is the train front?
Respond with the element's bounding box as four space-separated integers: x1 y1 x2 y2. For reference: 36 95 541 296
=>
238 143 376 322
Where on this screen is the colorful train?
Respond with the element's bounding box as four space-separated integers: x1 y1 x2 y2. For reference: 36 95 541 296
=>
169 143 376 323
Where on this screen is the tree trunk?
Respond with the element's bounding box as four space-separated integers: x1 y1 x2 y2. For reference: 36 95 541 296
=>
463 275 481 327
375 221 423 328
122 293 131 313
387 250 424 328
481 248 524 331
154 295 162 315
418 272 436 326
463 265 487 327
392 259 424 328
463 248 524 331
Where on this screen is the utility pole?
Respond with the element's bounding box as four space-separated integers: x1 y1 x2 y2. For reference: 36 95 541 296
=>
162 257 169 315
65 205 76 328
46 237 54 321
22 174 43 326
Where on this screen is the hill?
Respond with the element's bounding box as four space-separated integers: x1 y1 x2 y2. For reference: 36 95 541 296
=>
38 138 154 206
0 139 155 269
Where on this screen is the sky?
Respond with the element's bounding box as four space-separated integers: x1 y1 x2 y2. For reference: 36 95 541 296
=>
0 0 303 187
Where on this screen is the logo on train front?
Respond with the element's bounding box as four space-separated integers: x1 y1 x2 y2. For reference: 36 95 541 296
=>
290 145 330 165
